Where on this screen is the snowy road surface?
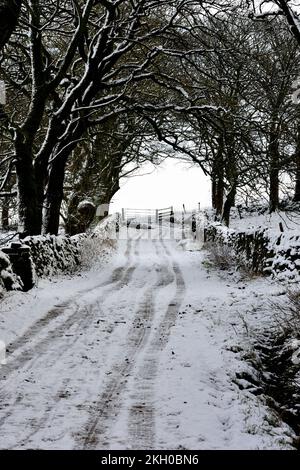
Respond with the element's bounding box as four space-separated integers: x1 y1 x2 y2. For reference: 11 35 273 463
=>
0 227 295 449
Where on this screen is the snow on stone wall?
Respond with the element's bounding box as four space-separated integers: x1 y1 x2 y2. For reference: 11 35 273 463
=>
24 214 119 278
205 223 300 282
23 235 82 278
0 250 21 297
268 234 300 281
0 214 119 293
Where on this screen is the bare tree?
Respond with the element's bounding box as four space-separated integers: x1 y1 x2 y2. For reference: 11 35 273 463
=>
64 114 161 235
1 0 229 235
0 0 22 51
248 0 300 46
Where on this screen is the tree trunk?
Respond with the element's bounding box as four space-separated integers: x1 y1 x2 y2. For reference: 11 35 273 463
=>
215 175 224 216
34 157 50 231
43 157 67 235
211 176 217 209
211 135 224 216
0 0 22 51
65 128 123 234
293 123 300 202
269 130 280 212
15 134 41 236
269 166 279 212
222 184 237 227
1 197 9 230
211 177 224 216
277 0 300 47
294 155 300 202
65 193 81 236
96 183 120 219
65 172 120 235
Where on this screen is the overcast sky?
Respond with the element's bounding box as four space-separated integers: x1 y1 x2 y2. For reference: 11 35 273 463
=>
111 158 212 213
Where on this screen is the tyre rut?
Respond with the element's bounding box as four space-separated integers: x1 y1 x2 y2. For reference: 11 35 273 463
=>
127 239 185 449
81 240 177 449
0 238 142 447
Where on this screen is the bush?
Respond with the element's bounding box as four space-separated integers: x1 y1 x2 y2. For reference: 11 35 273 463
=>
79 235 116 269
205 242 237 271
270 289 300 337
204 241 260 278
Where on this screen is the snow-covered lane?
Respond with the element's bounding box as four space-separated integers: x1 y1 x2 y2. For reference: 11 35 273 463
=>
0 227 296 449
0 235 147 449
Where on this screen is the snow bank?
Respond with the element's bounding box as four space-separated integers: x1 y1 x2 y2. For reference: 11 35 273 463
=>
204 222 300 282
23 235 81 278
0 214 119 293
24 214 119 278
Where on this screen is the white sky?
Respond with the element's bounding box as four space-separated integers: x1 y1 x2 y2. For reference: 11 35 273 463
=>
111 158 212 212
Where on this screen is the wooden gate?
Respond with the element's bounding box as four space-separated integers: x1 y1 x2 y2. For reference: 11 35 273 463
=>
121 207 174 224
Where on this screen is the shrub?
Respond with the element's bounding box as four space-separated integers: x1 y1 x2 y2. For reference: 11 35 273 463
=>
270 289 300 337
205 242 237 271
79 235 116 269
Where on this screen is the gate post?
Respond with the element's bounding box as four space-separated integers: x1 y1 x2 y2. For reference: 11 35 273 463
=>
159 213 162 239
115 212 120 238
182 211 185 239
170 206 174 224
148 215 152 239
192 212 197 240
170 207 174 240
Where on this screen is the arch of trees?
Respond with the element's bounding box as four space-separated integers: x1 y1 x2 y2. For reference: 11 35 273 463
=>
1 0 300 234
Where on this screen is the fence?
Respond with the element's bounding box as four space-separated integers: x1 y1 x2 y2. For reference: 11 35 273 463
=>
121 208 155 225
156 206 174 223
121 207 174 225
120 206 204 242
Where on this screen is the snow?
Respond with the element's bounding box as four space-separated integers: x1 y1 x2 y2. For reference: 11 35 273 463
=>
77 200 95 211
0 223 296 449
153 252 294 450
229 210 300 240
0 251 10 263
204 209 300 282
0 339 5 365
0 246 20 295
0 80 6 105
289 339 300 365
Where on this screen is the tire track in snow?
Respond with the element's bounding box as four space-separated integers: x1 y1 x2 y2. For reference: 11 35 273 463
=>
0 238 143 447
127 239 185 449
1 302 104 448
0 303 82 437
0 238 139 380
153 239 186 350
80 240 174 449
0 238 133 365
80 290 157 449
